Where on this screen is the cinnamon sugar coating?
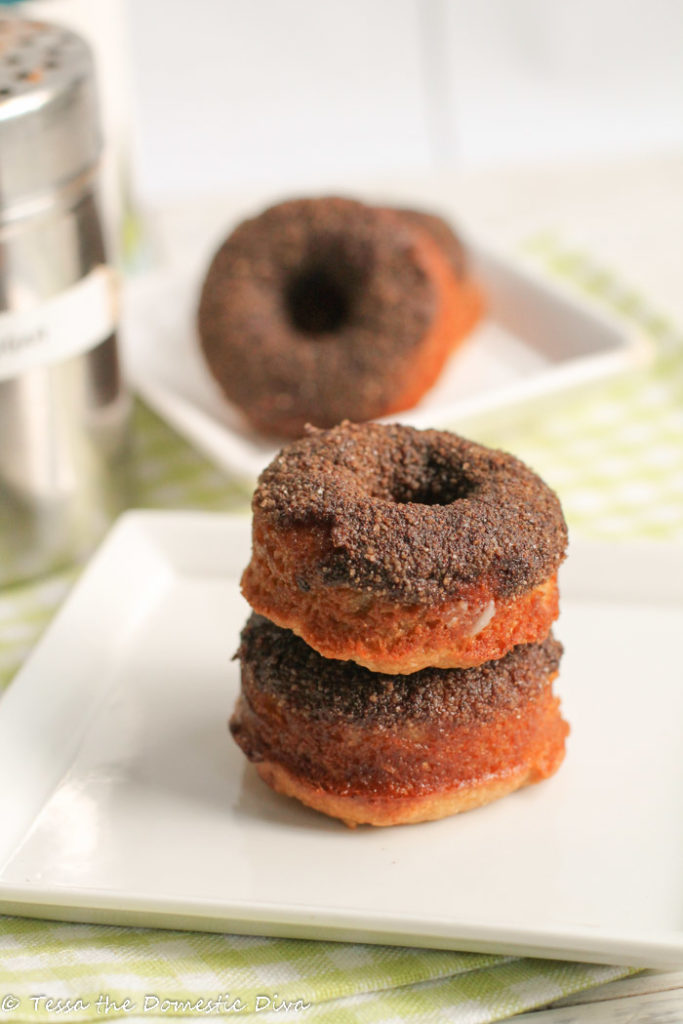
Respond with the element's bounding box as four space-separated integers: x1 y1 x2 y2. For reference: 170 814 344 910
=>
237 614 563 727
251 422 568 604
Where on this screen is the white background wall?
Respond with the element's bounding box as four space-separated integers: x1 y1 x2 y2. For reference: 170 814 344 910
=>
124 0 432 199
121 0 683 203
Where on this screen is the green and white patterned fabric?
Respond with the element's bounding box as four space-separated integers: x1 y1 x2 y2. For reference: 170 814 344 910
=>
0 922 634 1023
1 242 681 1020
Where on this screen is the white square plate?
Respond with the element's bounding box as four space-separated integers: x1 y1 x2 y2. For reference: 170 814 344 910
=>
123 232 647 479
1 512 681 968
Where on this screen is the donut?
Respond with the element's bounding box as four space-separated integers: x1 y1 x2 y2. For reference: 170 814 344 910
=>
231 615 568 828
241 422 568 674
197 197 482 438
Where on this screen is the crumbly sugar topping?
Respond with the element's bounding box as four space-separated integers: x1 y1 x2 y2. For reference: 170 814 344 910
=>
253 421 568 602
238 613 563 726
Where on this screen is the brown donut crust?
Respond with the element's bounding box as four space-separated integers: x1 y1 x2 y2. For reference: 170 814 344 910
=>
243 534 559 673
197 197 480 438
252 759 562 828
231 616 568 827
383 207 467 279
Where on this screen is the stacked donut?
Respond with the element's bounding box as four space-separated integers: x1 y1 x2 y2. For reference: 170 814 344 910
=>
232 421 569 827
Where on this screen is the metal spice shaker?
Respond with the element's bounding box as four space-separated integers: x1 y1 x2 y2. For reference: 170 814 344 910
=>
0 18 130 585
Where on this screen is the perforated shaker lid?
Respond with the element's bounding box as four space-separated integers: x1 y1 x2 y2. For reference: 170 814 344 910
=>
0 18 101 219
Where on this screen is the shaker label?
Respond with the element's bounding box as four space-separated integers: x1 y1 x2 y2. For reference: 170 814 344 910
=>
0 266 118 381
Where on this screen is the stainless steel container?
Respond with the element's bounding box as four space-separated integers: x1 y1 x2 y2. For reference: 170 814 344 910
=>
0 18 129 585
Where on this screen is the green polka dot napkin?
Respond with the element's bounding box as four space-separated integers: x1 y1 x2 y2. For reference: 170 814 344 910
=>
2 240 680 1021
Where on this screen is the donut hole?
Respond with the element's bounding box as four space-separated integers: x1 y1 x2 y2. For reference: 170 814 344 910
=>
285 266 352 335
389 469 475 506
390 482 473 506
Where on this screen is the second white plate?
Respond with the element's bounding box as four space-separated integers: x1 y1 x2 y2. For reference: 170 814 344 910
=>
123 229 646 479
0 512 681 967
